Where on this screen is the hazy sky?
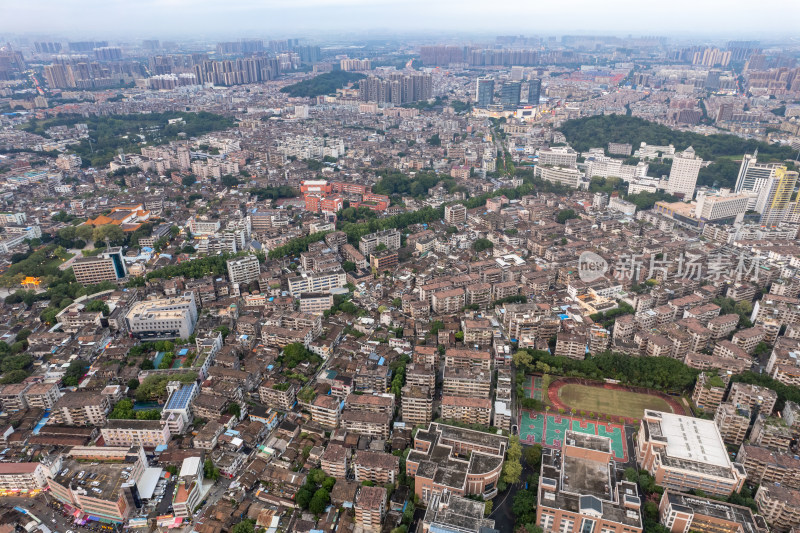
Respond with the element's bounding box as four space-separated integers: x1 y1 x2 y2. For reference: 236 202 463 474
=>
3 0 800 39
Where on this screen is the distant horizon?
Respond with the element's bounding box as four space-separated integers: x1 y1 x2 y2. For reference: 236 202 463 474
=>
2 0 799 42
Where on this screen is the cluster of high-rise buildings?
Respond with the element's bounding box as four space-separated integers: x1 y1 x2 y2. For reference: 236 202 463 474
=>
192 57 281 86
357 72 433 105
475 77 541 109
420 45 577 67
43 59 145 89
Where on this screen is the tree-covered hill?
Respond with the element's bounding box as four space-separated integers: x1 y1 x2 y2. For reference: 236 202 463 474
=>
280 71 366 98
560 114 794 162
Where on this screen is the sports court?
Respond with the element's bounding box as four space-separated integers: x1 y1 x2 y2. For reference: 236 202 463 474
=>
523 375 545 401
519 410 627 461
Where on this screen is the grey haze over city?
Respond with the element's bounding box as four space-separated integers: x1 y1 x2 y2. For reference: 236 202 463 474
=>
2 0 800 38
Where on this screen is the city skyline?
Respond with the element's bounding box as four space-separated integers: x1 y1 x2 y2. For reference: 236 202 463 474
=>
2 0 800 39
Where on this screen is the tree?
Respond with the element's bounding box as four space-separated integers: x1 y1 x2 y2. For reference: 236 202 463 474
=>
427 134 441 146
231 520 255 533
84 299 110 316
556 209 578 224
182 175 196 187
309 488 330 514
75 225 94 242
484 500 493 517
502 456 522 484
127 378 140 390
92 224 125 247
473 238 493 252
214 325 231 339
221 175 241 188
203 459 220 481
296 487 313 509
227 403 241 418
0 370 29 384
512 350 533 372
512 489 538 525
524 444 542 469
342 260 356 272
282 342 321 369
63 359 88 387
502 436 523 484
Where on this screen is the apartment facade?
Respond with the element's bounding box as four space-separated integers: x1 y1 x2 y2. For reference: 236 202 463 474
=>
226 254 260 285
355 486 387 533
755 482 800 532
354 451 400 484
100 419 171 448
659 490 768 533
0 462 50 492
51 392 111 426
71 247 127 285
441 396 492 426
23 381 61 409
401 385 433 425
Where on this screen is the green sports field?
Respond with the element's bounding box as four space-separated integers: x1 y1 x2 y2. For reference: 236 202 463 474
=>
556 383 676 420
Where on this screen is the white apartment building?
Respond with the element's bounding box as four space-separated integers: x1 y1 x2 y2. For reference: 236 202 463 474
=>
694 191 752 221
608 197 637 216
125 292 198 340
534 165 585 189
187 217 221 235
537 146 578 167
101 419 171 448
359 229 401 256
444 204 467 225
226 254 260 285
288 270 347 296
666 147 703 199
0 462 50 492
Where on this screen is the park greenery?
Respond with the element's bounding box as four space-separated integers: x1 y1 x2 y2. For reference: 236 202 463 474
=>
18 112 236 168
337 206 443 245
280 71 365 98
472 238 493 252
108 399 161 420
501 436 523 485
589 302 635 330
280 343 322 369
556 209 578 224
147 251 262 280
248 186 298 201
62 359 89 387
372 170 460 198
135 372 197 402
268 232 329 260
560 115 796 163
294 469 336 515
512 349 699 392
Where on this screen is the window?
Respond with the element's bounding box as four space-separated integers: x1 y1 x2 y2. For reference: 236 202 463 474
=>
579 519 596 533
